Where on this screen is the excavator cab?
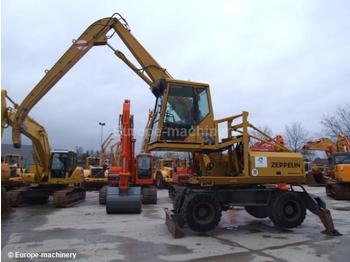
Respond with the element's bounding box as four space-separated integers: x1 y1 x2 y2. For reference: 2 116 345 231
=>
136 154 153 182
149 79 216 151
50 151 77 179
86 157 100 168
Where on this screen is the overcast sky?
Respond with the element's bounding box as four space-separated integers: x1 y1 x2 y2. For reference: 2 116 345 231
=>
1 0 349 152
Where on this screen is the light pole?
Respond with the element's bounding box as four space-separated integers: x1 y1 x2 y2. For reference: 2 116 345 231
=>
99 122 105 151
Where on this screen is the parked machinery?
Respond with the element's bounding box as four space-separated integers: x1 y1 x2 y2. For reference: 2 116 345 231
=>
83 134 113 189
8 14 339 236
1 154 26 189
1 90 85 207
99 100 157 213
303 135 350 199
326 152 350 200
83 156 107 189
153 158 176 189
250 135 286 152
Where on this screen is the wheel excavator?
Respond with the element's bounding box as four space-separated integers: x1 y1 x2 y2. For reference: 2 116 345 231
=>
1 90 85 207
83 133 113 189
303 135 350 199
8 13 339 236
99 99 157 213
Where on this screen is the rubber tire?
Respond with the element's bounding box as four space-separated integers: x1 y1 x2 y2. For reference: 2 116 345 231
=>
326 184 332 197
168 186 175 201
156 173 166 189
181 193 222 233
99 186 107 205
245 206 269 219
269 192 306 228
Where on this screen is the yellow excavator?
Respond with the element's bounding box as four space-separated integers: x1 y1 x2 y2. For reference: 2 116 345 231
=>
1 90 85 207
8 13 339 237
304 135 350 199
83 134 113 189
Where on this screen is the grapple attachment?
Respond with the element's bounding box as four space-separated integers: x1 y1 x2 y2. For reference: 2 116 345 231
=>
299 189 341 236
106 186 142 214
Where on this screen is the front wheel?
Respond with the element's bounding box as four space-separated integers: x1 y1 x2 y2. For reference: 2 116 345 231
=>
181 193 222 233
269 192 306 228
99 186 107 205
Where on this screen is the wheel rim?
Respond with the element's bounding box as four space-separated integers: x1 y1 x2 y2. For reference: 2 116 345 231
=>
283 200 300 220
192 202 215 225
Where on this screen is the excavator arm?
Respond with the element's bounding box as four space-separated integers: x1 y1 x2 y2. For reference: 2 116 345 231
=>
99 132 113 166
13 13 171 148
303 138 338 158
141 109 154 154
2 90 51 175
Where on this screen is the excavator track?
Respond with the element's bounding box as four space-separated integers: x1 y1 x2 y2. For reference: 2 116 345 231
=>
326 182 350 200
53 188 86 208
141 186 157 204
2 187 12 217
7 188 26 207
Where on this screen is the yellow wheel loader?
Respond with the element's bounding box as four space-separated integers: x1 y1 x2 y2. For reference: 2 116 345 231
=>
82 134 113 190
154 158 176 189
8 13 340 237
83 156 107 190
1 154 26 189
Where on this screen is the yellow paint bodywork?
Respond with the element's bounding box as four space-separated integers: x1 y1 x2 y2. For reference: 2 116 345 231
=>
335 164 350 183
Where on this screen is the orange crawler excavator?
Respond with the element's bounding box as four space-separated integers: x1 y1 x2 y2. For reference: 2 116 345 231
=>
100 100 157 213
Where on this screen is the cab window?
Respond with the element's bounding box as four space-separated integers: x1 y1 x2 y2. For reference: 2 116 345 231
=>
197 88 209 122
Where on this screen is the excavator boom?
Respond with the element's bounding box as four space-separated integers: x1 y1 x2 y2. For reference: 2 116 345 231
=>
2 90 51 175
13 14 171 148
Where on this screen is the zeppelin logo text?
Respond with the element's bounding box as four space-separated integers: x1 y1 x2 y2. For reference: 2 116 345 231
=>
271 162 301 168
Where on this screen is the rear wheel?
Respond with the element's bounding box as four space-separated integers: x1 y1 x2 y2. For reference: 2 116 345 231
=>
245 206 269 218
168 186 175 201
269 192 306 228
99 186 107 205
182 193 222 233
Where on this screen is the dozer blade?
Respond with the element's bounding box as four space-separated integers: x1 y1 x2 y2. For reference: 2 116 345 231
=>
165 208 184 239
106 186 142 214
302 192 341 236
